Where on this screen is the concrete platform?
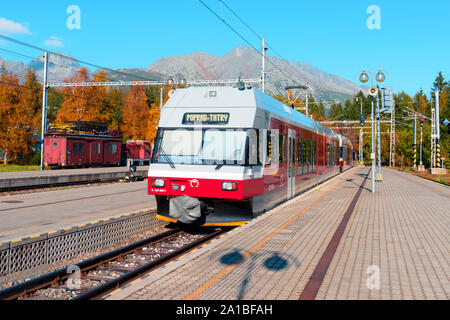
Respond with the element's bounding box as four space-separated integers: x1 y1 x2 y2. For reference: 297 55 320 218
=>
0 166 149 191
0 181 156 243
106 167 449 300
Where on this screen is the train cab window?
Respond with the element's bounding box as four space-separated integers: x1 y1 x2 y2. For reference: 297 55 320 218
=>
73 143 78 154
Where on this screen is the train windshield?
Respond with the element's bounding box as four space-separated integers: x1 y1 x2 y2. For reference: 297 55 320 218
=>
152 128 249 165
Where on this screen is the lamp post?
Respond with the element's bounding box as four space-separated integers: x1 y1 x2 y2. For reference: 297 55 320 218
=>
356 97 364 166
357 69 388 192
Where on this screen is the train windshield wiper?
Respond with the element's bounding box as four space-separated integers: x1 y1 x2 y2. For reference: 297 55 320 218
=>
159 146 175 169
215 163 225 170
215 149 242 170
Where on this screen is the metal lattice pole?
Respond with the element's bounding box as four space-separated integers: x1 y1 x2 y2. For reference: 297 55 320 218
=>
389 101 396 167
435 91 441 167
40 51 49 171
413 113 416 168
431 108 436 168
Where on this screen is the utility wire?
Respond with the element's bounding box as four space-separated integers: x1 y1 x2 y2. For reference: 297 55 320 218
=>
0 34 158 82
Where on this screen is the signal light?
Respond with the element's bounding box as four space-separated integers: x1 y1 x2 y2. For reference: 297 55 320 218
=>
420 117 424 126
360 115 365 126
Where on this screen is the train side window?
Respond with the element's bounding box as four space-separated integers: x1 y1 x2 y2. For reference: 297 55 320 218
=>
291 137 295 165
297 139 301 166
300 139 304 172
310 140 314 170
73 143 78 154
279 134 286 163
52 142 58 148
266 130 272 164
306 140 311 172
79 143 85 155
311 141 315 171
106 144 112 154
112 144 117 154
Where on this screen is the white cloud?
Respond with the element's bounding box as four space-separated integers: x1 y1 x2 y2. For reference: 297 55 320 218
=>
0 17 31 34
44 36 64 48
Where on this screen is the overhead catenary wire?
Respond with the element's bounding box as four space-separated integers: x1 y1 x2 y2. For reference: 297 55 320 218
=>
197 1 309 89
200 0 339 108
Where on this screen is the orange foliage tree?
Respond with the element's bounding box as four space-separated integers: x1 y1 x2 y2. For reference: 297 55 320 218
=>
56 68 107 124
0 71 37 164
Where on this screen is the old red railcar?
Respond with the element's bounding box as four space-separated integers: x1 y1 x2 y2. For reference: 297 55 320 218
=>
125 140 152 166
44 133 122 168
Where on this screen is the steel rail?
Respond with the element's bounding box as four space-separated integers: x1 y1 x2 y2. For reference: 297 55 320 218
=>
0 229 179 300
73 228 225 300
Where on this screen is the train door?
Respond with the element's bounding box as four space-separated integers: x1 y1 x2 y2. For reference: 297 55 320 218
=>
287 129 296 199
50 139 60 164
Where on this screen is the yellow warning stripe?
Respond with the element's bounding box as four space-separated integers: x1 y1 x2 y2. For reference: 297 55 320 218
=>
183 176 346 300
155 214 248 227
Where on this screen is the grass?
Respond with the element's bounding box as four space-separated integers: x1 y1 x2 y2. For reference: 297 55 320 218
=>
0 164 40 173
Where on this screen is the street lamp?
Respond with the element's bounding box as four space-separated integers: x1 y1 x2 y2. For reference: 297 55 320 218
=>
356 69 388 193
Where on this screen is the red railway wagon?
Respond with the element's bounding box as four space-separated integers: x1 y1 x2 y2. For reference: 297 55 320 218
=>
125 140 152 166
44 133 122 168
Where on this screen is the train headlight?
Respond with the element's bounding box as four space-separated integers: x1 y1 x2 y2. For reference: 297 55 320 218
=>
222 181 238 191
151 178 165 187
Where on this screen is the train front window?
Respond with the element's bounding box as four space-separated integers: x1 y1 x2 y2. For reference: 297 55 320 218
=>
152 128 251 165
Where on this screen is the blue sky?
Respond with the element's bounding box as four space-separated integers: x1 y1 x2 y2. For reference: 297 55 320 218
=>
0 0 449 96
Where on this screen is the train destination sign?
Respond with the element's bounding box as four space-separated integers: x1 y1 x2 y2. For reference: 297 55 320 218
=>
182 113 230 125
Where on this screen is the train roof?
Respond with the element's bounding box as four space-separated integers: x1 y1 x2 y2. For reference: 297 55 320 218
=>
45 133 121 140
161 87 340 138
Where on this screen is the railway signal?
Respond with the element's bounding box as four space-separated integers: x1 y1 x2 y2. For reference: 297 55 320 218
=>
360 114 365 127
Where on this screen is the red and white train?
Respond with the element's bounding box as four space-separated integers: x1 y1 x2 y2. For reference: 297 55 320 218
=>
148 87 353 226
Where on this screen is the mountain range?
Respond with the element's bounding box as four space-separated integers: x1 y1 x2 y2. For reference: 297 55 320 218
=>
0 46 365 103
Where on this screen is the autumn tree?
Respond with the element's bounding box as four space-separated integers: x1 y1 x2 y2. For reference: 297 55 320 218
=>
21 69 42 135
121 85 152 141
0 72 36 164
56 68 108 124
104 87 125 131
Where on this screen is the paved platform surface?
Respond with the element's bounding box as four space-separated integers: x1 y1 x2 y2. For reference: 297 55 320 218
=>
0 166 148 179
0 166 149 190
0 181 156 243
107 167 449 300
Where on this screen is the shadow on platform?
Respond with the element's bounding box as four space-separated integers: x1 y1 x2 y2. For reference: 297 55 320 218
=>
212 248 300 299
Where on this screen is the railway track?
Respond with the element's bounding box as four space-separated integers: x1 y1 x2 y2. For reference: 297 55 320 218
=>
0 226 228 300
